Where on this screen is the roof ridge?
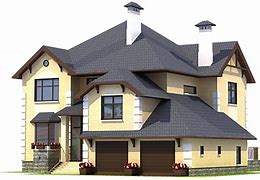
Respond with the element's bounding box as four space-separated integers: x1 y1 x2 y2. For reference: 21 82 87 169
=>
141 23 196 63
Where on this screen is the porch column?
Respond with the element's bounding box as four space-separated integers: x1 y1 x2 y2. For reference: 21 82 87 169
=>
60 116 69 162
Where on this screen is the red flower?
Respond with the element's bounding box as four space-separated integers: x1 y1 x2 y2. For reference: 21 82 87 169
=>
86 162 94 167
79 162 94 168
123 162 139 169
172 162 188 169
79 162 86 168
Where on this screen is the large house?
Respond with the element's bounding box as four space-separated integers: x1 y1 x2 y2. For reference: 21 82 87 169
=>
13 2 256 175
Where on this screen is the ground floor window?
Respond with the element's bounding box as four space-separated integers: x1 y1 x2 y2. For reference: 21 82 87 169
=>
35 123 56 144
200 146 204 156
217 146 222 156
236 146 241 164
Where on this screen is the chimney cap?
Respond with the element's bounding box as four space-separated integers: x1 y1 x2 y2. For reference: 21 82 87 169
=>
195 20 216 27
124 2 144 10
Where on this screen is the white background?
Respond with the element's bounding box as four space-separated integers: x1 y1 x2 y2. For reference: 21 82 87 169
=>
0 0 260 172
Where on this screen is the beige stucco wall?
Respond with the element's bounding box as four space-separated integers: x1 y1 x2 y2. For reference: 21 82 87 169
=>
145 72 167 91
22 53 71 161
88 138 246 168
198 77 217 107
166 73 218 109
167 73 199 94
88 85 135 131
142 97 160 124
217 56 247 127
87 84 160 131
182 138 248 168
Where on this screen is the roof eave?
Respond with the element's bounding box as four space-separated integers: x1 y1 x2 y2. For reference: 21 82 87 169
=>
80 132 256 140
77 80 144 99
218 42 256 83
12 46 75 79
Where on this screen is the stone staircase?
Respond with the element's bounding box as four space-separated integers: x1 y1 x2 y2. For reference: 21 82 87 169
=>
51 162 80 175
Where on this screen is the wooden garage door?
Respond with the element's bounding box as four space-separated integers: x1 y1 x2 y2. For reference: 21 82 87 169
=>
96 141 128 173
141 141 175 175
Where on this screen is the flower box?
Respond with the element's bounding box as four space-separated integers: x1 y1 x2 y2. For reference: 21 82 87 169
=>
79 167 94 175
35 145 45 149
49 143 61 149
124 168 140 175
172 168 189 176
123 162 140 176
79 162 95 175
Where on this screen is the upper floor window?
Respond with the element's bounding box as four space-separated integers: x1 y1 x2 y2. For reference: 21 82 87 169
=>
228 82 237 104
101 96 122 120
184 85 197 95
35 78 59 101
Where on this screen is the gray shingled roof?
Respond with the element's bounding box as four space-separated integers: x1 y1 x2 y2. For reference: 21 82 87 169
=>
56 102 83 116
80 94 255 140
181 41 237 75
80 69 169 99
13 21 255 83
40 22 225 76
30 112 61 123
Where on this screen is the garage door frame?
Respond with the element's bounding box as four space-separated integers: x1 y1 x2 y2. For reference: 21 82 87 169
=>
96 141 128 173
140 141 175 175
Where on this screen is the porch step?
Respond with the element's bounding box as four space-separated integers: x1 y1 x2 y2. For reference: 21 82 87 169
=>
51 162 80 175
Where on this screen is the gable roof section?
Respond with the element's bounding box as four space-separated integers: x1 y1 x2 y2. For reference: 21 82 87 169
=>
13 21 255 83
12 46 75 79
78 69 169 99
80 94 256 140
181 41 255 83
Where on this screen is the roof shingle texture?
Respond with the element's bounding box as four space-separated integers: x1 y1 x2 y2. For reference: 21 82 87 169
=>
31 112 61 123
84 69 169 99
80 94 255 140
45 22 236 77
56 102 83 116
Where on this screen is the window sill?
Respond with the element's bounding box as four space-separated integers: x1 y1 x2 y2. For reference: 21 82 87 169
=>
35 101 60 104
228 103 237 107
101 119 123 123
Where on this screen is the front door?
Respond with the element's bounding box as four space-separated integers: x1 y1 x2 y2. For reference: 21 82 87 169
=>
70 116 82 161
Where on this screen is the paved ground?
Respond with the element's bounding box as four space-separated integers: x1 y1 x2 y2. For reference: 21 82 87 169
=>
1 172 260 180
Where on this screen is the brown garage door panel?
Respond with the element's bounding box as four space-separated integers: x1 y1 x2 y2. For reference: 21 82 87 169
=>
96 141 128 173
141 141 175 175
